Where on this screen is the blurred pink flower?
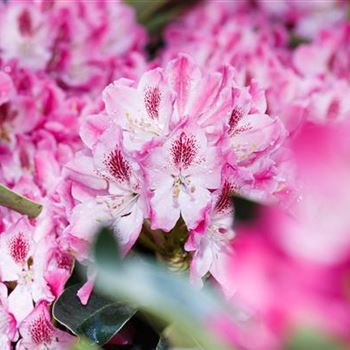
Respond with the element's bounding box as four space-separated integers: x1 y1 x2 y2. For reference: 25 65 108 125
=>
0 0 147 95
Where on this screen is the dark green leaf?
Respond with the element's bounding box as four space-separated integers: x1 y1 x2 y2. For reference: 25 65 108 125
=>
156 336 169 350
93 227 121 269
231 195 259 223
53 284 136 345
125 0 166 22
71 337 100 350
289 34 310 49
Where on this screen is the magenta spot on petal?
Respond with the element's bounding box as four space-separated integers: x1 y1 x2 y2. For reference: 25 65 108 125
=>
18 10 33 36
218 227 228 234
327 100 340 120
56 251 74 270
104 149 131 183
144 87 161 119
214 181 234 214
8 232 29 264
42 89 56 116
228 107 243 135
170 132 198 170
29 313 53 345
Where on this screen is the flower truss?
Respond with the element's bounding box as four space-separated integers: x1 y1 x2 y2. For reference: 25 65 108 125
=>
62 54 286 290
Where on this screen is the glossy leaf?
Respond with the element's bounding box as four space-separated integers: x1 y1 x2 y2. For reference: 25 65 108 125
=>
53 284 136 345
156 336 169 350
71 337 100 350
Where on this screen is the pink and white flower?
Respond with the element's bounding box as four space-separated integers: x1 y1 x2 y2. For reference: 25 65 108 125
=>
145 122 222 231
63 123 148 258
185 164 236 289
16 301 75 350
0 217 55 323
0 0 147 95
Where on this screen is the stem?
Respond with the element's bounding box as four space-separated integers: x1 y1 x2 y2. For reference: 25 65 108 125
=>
138 230 159 252
0 184 43 218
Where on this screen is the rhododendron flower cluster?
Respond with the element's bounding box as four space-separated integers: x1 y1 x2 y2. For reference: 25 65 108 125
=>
1 0 350 349
0 0 147 95
62 55 286 289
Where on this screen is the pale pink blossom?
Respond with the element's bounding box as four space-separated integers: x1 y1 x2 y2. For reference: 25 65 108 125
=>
0 4 52 70
63 123 148 258
292 23 350 124
16 301 75 350
102 55 235 154
0 0 147 95
255 0 347 38
62 54 285 274
145 121 222 231
185 164 235 288
0 217 55 323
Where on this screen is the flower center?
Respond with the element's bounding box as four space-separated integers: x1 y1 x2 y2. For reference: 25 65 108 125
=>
172 174 196 204
97 193 139 219
125 112 162 136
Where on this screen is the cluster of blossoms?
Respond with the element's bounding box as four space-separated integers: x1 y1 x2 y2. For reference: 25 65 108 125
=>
62 54 285 290
0 0 146 95
1 0 350 349
0 0 146 348
161 1 350 349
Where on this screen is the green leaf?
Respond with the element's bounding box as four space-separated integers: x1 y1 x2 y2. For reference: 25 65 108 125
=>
289 34 310 49
156 336 169 350
285 327 345 350
93 229 235 350
71 337 100 350
231 195 260 223
0 183 42 218
125 0 166 23
93 226 121 269
53 284 136 345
